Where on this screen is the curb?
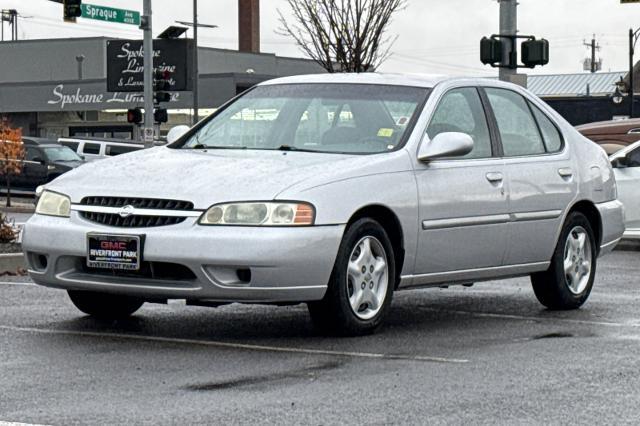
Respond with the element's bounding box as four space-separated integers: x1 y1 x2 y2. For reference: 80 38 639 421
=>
1 207 35 214
614 240 640 252
0 253 26 272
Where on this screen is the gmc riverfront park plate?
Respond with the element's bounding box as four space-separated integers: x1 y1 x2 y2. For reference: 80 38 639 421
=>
87 234 141 271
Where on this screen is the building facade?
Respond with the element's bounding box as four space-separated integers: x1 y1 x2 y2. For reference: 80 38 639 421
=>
0 37 325 139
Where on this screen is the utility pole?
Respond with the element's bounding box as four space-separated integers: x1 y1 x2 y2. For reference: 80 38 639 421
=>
193 0 199 125
1 9 18 42
142 0 154 147
498 0 518 82
583 35 601 73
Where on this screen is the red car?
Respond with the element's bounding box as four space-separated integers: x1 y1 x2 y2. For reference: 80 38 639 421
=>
576 118 640 154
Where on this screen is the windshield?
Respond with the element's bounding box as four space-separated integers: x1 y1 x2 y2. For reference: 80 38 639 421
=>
43 146 83 162
178 83 429 154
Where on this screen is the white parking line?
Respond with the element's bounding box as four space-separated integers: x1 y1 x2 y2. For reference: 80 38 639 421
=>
0 422 50 426
0 324 469 364
418 306 640 328
0 281 33 287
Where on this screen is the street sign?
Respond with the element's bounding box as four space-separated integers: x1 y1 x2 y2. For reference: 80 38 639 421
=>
143 127 154 143
106 39 194 93
81 4 140 25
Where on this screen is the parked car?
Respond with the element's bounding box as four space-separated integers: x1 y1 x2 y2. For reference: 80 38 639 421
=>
6 138 85 190
609 140 640 239
23 74 624 335
58 137 144 161
576 118 640 154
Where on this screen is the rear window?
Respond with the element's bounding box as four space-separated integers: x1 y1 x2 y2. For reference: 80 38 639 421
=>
83 143 101 155
106 145 141 156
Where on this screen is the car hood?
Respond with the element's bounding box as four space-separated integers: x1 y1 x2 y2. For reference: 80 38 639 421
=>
576 118 640 135
52 160 84 169
47 146 393 208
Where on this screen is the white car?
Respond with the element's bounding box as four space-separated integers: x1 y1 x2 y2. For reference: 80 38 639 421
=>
610 141 640 239
58 137 144 161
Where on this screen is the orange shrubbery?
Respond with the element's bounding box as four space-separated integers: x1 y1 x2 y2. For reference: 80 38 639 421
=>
0 118 24 207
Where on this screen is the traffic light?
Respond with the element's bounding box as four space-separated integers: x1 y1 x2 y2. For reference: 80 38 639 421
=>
480 37 503 66
127 108 143 124
63 0 82 23
153 70 171 104
154 108 168 124
522 39 549 68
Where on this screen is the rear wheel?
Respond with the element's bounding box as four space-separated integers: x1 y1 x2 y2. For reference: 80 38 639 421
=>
531 212 597 310
67 290 144 319
308 218 395 336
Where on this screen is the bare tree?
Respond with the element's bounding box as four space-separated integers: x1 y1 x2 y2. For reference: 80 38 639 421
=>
278 0 406 73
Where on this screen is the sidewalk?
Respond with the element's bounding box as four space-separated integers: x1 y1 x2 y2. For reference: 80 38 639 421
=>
0 196 35 213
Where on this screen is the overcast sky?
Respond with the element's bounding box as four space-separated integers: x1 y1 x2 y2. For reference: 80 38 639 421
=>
3 0 640 76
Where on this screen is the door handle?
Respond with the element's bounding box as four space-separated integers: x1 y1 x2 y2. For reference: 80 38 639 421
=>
486 172 503 183
558 168 573 178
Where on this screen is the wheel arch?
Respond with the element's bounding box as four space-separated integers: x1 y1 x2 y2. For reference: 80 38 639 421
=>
567 200 603 253
346 204 405 288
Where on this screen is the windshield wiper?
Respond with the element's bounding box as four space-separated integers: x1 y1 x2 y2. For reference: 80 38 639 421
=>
276 145 318 153
186 144 248 150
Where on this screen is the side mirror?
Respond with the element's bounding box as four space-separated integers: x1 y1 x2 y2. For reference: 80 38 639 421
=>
418 132 474 162
166 125 190 144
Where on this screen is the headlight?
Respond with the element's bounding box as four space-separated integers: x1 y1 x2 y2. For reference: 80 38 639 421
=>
200 202 315 226
35 191 71 218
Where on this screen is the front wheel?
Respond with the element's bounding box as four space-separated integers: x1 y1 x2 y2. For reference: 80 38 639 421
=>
531 212 597 310
308 218 395 336
68 290 144 319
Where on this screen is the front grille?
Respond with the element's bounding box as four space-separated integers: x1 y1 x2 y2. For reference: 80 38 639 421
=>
79 196 195 228
81 197 194 210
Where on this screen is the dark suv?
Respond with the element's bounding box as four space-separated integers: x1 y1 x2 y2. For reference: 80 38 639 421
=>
15 138 85 190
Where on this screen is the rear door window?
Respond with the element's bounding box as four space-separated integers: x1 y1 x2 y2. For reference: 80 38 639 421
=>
485 88 546 157
529 103 563 153
83 143 101 155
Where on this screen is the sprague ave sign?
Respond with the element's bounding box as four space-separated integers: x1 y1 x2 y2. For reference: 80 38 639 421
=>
81 4 141 25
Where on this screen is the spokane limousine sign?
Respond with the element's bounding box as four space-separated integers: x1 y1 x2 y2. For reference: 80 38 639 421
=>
47 84 180 110
106 39 193 93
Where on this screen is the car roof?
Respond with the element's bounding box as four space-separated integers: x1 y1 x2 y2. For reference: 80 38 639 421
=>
23 137 58 146
258 73 453 88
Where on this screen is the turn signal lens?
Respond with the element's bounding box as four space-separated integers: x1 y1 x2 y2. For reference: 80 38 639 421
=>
200 202 315 226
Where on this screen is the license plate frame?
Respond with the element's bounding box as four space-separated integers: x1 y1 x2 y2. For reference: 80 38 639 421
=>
86 233 142 271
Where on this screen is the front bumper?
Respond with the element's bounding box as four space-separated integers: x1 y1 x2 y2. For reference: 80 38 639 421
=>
596 199 625 255
22 213 345 303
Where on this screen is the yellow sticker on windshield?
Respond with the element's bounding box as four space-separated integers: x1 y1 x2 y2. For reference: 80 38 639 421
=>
377 128 394 138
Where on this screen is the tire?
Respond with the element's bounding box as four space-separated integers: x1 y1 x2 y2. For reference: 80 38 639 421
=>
308 218 396 336
67 290 144 319
531 212 597 310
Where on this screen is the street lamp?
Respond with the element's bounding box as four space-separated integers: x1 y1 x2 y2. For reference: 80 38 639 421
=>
612 86 625 105
628 28 640 118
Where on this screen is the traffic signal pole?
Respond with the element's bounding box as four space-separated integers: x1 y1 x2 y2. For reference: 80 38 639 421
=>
498 0 517 82
142 0 154 147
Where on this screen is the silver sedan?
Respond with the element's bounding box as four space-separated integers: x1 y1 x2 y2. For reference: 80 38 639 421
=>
23 74 624 335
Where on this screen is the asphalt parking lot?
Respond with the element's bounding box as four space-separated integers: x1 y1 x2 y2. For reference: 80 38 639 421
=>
1 250 639 425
